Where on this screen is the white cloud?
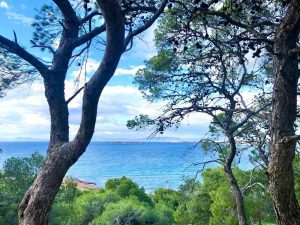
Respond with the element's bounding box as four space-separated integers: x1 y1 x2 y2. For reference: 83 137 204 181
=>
0 83 50 140
0 1 9 10
0 82 210 141
6 12 33 25
115 65 145 76
71 58 145 85
71 59 99 83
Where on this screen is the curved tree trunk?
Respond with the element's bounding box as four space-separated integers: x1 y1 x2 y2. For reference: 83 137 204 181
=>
18 143 82 225
268 1 300 224
225 134 248 225
224 165 247 225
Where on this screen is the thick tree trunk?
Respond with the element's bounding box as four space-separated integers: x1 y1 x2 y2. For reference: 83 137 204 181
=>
225 134 248 225
268 58 300 225
18 1 125 224
268 1 300 224
18 143 84 225
18 73 73 225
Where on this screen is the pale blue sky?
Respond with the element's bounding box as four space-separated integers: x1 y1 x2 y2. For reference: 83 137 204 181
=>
0 0 211 141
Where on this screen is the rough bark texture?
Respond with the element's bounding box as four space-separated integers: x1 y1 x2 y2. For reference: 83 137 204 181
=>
268 0 300 224
18 1 125 224
225 133 248 225
224 166 247 225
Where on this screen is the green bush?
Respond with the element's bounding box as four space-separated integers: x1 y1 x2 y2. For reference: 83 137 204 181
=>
49 190 120 225
0 154 288 225
105 176 152 204
89 198 147 225
0 153 44 225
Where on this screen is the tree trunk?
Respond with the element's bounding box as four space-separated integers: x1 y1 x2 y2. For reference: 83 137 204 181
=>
225 134 248 225
224 165 248 225
18 1 125 224
268 1 300 224
18 143 84 225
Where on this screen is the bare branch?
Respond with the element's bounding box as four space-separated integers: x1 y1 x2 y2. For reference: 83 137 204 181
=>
79 11 102 24
202 10 274 45
186 159 223 172
123 6 157 14
13 30 17 43
66 85 85 104
31 44 55 54
233 102 271 132
73 24 106 47
243 182 267 191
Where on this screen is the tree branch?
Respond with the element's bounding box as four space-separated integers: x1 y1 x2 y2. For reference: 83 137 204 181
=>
31 44 55 54
124 0 168 47
52 0 79 27
79 11 102 25
196 10 274 46
73 24 106 48
186 159 223 172
233 102 271 132
73 0 125 147
0 35 49 76
51 0 80 74
123 6 157 14
66 85 85 104
13 30 17 43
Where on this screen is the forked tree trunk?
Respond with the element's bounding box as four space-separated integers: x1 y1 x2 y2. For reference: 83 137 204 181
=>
268 1 300 224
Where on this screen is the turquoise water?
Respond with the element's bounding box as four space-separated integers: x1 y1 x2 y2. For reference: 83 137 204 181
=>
0 142 248 191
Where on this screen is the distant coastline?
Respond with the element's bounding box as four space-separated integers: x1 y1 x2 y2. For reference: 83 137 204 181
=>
105 141 145 144
0 135 198 143
0 139 198 143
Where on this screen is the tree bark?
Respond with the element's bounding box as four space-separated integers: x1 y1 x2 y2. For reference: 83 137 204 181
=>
18 1 125 224
225 134 248 225
18 143 77 225
224 165 247 225
268 1 300 224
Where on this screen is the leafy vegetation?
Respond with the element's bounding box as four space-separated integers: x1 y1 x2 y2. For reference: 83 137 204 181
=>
0 154 289 225
0 153 44 224
0 0 299 223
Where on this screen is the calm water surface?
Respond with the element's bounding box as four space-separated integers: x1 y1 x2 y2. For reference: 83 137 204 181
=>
0 142 248 191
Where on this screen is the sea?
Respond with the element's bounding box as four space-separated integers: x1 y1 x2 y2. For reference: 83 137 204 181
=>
0 142 250 192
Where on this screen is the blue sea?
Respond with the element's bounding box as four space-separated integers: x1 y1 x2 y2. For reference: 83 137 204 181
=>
0 142 250 191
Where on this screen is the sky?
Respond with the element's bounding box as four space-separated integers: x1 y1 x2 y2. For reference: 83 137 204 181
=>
0 0 211 141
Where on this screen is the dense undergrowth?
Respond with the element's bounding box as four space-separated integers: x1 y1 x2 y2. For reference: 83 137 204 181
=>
2 153 298 224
